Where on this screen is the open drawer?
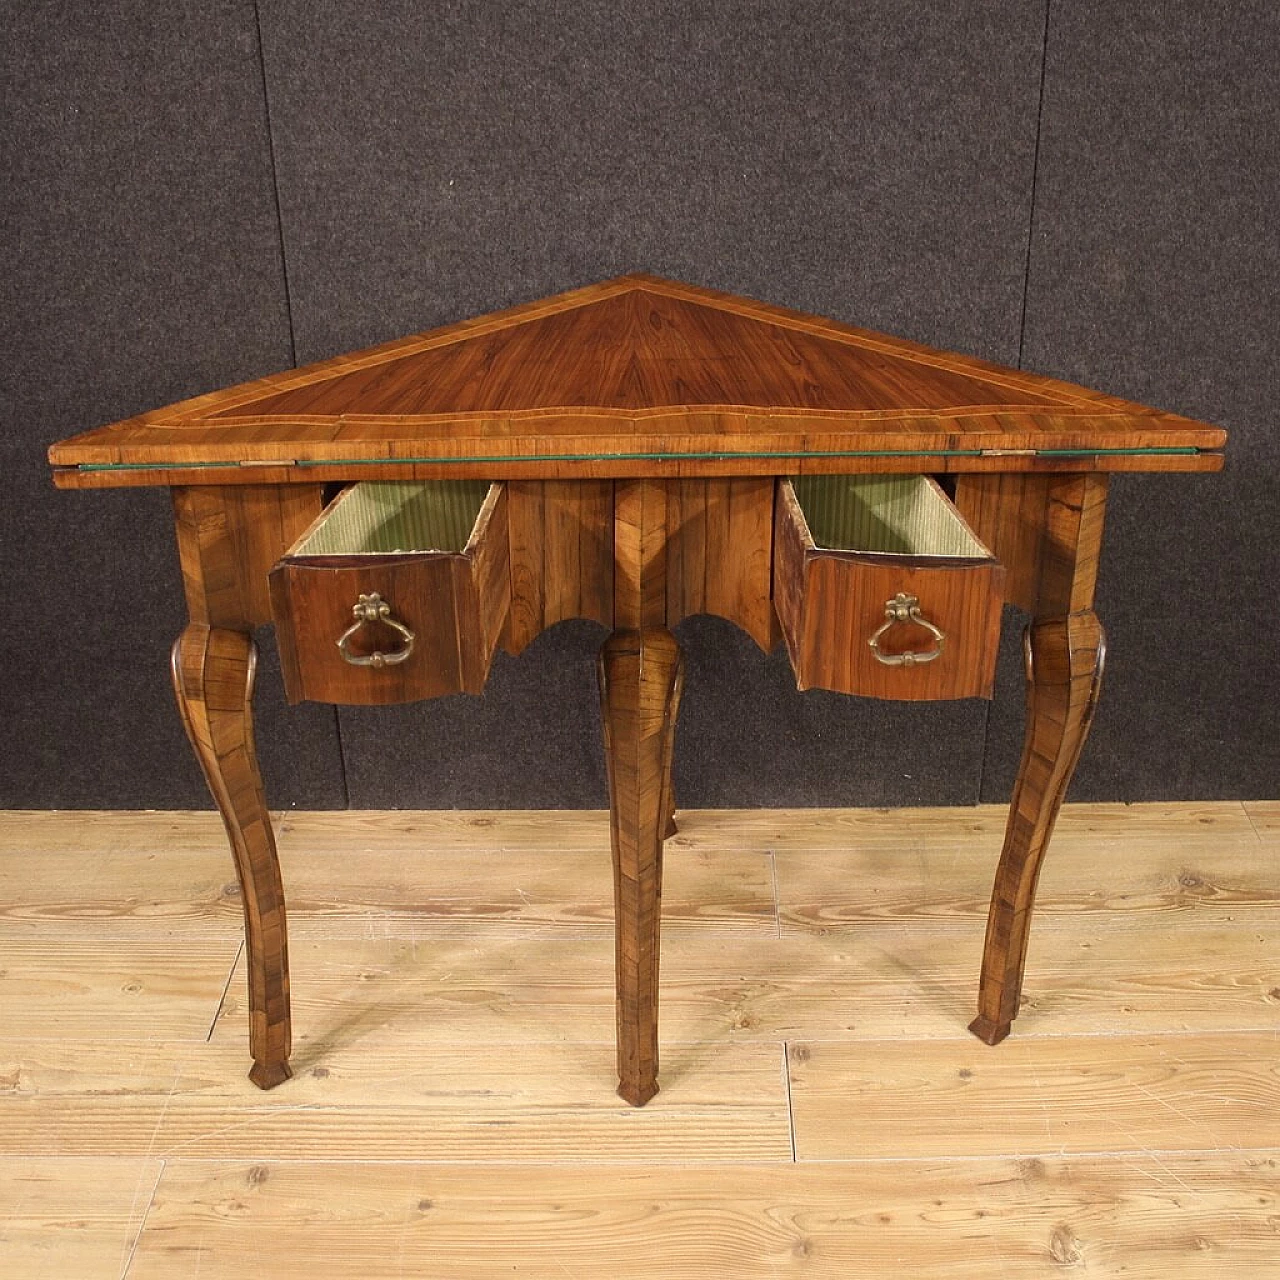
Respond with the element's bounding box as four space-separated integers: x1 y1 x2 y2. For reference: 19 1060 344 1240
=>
269 480 510 705
773 476 1004 700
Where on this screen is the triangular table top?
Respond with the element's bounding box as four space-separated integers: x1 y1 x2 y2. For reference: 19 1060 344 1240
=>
50 273 1224 487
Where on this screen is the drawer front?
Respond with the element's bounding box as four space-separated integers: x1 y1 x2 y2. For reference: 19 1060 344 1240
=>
774 478 1004 701
270 483 509 705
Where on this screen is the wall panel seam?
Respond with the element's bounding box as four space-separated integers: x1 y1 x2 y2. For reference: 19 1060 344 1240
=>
252 0 298 368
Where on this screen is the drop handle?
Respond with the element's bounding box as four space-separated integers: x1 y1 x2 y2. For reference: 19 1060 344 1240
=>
337 593 415 668
868 592 946 666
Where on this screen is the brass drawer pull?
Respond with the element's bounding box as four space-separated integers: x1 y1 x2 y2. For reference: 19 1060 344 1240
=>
337 593 415 668
868 592 946 667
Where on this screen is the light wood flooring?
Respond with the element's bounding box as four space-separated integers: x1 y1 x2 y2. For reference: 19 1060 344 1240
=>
0 803 1277 1277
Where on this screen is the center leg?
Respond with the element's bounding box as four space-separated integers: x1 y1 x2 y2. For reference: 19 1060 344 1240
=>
598 628 684 1106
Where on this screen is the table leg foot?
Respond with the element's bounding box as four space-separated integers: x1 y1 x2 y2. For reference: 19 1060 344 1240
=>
973 611 1105 1040
249 1058 294 1090
967 1014 1012 1046
599 627 683 1108
617 1078 661 1107
173 623 292 1087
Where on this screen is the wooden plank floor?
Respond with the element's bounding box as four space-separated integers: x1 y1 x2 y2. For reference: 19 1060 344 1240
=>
0 803 1276 1277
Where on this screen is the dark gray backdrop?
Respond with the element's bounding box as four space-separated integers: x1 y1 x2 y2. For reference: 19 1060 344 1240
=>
3 1 1275 811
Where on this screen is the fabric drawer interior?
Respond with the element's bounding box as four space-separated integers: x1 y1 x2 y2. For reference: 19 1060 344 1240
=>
289 480 493 556
788 475 991 560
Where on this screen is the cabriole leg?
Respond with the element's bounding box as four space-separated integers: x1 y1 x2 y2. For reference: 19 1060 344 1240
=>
172 623 292 1088
970 611 1105 1044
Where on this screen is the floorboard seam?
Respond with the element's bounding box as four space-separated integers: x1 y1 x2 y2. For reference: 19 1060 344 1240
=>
782 1041 798 1162
1241 801 1266 841
117 1157 165 1280
768 851 782 938
207 939 244 1042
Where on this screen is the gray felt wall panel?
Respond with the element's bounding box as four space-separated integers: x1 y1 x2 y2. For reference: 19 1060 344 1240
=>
981 0 1279 802
5 3 1271 810
257 0 1046 808
0 1 346 808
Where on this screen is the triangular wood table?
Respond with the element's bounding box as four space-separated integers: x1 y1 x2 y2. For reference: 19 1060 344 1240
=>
51 274 1225 1105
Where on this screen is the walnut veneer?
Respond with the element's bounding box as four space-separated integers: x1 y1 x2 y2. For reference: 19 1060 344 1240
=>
50 275 1225 1104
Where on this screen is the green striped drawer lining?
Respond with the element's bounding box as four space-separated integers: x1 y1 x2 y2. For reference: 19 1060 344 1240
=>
299 475 979 559
790 475 988 558
296 480 491 555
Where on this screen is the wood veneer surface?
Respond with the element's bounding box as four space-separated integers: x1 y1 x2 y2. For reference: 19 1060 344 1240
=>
49 275 1225 484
